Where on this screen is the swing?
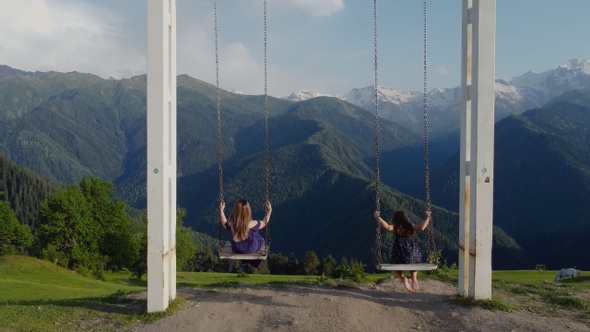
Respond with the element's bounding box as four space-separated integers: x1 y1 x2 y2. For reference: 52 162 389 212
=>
373 0 437 272
215 0 271 261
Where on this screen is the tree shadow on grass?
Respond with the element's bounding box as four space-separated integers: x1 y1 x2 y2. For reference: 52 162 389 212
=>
4 290 147 315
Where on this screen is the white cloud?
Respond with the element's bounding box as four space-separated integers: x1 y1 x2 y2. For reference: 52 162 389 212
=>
436 65 450 76
290 0 344 17
216 42 264 94
0 0 145 78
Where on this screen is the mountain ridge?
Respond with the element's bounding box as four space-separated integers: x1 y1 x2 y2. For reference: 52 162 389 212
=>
1 64 588 269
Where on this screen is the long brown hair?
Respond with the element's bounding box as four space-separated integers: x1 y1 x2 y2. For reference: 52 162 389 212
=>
229 199 251 242
392 211 415 237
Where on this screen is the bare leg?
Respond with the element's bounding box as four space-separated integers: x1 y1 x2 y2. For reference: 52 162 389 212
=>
410 271 419 291
395 271 413 292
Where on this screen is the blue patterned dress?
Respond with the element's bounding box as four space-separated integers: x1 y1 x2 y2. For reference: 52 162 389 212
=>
390 235 422 264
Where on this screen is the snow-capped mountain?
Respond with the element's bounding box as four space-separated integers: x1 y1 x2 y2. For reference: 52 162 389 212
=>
283 59 590 138
284 89 334 102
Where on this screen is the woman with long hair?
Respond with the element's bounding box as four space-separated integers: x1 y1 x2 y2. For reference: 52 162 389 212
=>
374 210 431 292
220 198 272 268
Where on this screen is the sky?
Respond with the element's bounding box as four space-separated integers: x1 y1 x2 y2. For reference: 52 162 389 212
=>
1 0 590 98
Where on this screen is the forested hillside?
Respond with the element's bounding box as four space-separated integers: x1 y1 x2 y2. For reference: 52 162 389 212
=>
431 90 590 269
0 153 60 229
1 68 587 270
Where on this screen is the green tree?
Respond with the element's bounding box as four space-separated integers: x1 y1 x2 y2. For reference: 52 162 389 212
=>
191 247 216 272
256 260 270 275
131 210 147 279
321 255 337 278
176 208 197 271
333 257 366 282
268 252 289 274
286 252 301 275
0 201 33 255
37 184 103 276
303 251 320 275
79 176 139 270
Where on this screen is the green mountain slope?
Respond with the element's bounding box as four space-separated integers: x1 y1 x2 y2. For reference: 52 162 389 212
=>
0 68 545 269
0 71 107 121
431 94 590 269
0 153 60 229
177 95 526 267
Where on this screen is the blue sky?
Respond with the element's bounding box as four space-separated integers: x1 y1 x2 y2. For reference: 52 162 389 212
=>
1 0 589 97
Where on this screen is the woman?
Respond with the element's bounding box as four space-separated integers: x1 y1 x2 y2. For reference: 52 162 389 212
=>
220 198 272 268
374 209 431 292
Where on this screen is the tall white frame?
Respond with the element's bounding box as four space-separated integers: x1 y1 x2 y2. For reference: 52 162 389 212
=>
459 0 496 300
147 0 177 313
144 0 497 311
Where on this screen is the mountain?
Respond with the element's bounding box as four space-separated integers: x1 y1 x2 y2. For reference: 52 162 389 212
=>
286 59 590 155
284 90 335 102
431 89 590 269
1 64 586 269
175 95 463 266
0 64 43 78
0 69 108 121
0 67 472 267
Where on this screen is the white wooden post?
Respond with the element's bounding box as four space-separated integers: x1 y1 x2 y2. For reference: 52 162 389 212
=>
147 0 177 313
459 0 495 300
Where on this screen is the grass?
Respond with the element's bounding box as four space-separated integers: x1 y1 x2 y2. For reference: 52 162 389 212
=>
1 255 589 331
0 255 149 331
453 269 590 318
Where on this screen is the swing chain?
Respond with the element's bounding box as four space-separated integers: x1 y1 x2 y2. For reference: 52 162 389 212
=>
214 1 272 257
263 0 271 251
214 0 225 251
423 0 437 263
373 0 383 266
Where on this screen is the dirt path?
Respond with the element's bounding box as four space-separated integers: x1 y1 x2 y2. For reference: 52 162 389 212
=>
131 279 589 332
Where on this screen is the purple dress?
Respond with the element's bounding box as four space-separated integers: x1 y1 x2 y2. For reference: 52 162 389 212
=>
390 235 422 264
225 220 265 254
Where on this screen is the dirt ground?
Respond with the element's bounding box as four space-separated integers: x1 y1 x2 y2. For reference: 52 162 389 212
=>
130 279 589 332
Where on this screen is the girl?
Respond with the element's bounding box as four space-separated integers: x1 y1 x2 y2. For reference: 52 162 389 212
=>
220 199 272 268
374 209 431 292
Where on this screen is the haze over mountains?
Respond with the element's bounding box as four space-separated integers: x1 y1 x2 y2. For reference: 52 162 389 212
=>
0 59 589 270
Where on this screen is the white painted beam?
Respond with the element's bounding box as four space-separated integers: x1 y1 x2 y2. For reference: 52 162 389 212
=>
459 0 495 300
147 0 177 313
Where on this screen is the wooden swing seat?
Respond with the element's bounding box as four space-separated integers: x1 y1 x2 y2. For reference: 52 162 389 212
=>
376 263 437 271
218 244 268 260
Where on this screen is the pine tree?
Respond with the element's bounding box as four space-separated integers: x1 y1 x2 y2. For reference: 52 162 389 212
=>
303 250 320 275
0 201 33 255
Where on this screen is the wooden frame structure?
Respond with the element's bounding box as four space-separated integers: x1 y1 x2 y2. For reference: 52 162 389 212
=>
458 0 496 300
145 0 497 312
218 244 268 260
377 263 437 271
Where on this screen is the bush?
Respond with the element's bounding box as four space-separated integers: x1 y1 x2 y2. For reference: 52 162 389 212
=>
333 258 367 282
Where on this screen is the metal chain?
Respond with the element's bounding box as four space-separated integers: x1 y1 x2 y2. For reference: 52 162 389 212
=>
422 0 437 262
373 0 383 266
215 0 224 251
263 0 271 251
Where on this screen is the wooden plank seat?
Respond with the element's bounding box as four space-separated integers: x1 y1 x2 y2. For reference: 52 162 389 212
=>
376 263 438 271
218 244 268 260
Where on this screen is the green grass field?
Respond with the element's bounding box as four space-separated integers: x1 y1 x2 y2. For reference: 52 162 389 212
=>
0 255 147 331
1 255 588 331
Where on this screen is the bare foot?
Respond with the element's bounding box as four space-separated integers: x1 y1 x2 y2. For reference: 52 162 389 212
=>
411 278 420 292
402 277 414 292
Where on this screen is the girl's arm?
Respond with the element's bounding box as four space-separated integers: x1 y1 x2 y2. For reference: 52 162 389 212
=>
413 210 432 231
219 201 227 228
374 211 393 232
